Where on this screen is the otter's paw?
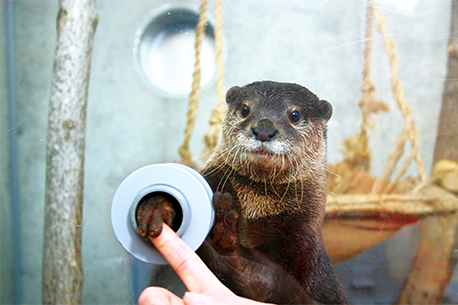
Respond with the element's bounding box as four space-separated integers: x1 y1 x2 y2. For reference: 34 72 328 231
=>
210 192 239 253
136 195 176 238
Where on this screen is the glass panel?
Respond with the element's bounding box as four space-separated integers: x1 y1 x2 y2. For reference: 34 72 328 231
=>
1 0 456 304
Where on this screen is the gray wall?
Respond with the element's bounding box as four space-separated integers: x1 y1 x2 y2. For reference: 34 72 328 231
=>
1 2 13 303
1 0 454 304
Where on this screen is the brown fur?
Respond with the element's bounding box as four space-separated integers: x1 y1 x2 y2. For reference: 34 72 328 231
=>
137 81 348 304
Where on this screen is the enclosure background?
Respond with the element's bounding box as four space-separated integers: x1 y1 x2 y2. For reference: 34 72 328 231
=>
0 0 456 304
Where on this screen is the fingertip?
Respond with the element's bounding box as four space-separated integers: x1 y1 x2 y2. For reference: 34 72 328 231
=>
138 287 182 305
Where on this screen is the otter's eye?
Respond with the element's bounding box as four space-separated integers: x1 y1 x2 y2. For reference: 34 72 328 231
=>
289 110 301 124
241 104 250 118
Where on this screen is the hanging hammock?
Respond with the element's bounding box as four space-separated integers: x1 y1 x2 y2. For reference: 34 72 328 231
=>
321 0 458 264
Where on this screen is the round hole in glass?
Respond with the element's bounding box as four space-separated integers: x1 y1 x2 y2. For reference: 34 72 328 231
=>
134 7 216 97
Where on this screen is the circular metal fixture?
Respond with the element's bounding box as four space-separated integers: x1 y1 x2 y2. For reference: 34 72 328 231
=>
111 163 214 264
134 5 216 97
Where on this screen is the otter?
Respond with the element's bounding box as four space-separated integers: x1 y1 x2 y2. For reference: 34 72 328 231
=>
137 81 348 304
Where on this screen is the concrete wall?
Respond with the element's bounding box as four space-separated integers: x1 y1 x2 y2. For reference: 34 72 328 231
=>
0 0 454 303
1 2 13 303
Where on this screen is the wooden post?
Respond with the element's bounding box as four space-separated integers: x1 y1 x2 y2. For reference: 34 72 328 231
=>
397 1 458 304
433 0 458 165
42 1 98 304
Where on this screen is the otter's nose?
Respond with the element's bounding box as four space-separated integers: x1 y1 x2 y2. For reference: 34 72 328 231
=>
252 119 278 142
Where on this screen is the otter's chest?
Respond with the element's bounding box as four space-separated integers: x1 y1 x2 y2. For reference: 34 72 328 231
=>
231 179 303 220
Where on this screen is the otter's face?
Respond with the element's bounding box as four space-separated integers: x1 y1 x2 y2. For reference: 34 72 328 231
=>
222 81 332 181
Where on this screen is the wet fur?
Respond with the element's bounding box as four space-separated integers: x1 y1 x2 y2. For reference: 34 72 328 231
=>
196 81 347 304
142 81 347 304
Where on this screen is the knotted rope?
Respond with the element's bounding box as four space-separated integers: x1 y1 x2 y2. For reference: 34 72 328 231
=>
179 0 226 167
179 0 209 167
203 0 227 159
356 1 390 171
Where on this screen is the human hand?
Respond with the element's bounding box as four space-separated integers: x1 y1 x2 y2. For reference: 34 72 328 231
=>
138 223 274 305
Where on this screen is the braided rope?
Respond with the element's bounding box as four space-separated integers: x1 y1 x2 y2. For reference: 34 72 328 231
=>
360 2 385 136
179 0 209 166
354 2 390 171
203 0 227 159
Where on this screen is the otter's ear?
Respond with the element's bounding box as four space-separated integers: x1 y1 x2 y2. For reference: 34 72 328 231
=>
226 86 240 105
317 100 332 121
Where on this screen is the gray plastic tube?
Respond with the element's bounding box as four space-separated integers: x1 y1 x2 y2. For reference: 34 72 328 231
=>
111 163 214 264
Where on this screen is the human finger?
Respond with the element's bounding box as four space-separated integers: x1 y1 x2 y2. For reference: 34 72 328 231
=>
149 223 231 295
138 286 184 305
